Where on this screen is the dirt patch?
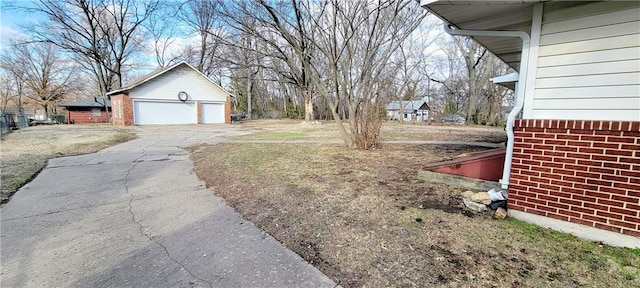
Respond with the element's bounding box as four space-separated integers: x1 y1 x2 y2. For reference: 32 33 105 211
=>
1 125 136 203
191 142 639 287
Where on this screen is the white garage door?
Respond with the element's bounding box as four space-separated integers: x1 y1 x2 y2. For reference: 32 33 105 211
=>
201 102 225 124
134 101 196 125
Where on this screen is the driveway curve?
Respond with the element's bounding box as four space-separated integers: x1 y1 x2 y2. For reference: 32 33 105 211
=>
1 125 337 288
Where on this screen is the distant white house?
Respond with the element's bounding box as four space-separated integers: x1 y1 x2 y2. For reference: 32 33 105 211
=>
386 99 430 122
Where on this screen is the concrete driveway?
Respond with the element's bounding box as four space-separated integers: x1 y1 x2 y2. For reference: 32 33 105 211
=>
1 125 337 287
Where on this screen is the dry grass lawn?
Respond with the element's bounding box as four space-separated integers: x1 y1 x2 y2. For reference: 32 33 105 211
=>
191 120 639 287
1 125 136 203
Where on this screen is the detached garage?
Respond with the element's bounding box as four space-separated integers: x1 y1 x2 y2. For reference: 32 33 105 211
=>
108 61 232 126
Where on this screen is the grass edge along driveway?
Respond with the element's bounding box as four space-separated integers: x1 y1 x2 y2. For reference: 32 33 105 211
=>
1 125 136 203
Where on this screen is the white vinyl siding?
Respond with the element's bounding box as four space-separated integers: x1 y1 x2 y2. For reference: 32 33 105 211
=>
134 101 196 125
530 3 640 121
129 65 228 102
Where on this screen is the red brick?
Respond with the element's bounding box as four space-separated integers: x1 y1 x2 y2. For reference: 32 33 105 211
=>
579 147 605 154
578 160 602 167
522 159 542 166
566 164 589 172
560 186 583 194
625 204 640 212
554 169 575 176
521 170 540 177
619 157 640 165
514 142 533 149
580 135 606 141
574 129 595 135
622 229 640 237
563 176 586 183
531 166 553 173
584 190 612 199
571 217 595 227
621 122 631 131
535 133 556 139
607 149 634 157
558 209 581 219
597 198 625 208
583 214 607 223
628 190 640 197
523 149 544 156
603 162 631 170
550 179 567 186
613 182 640 191
544 150 566 157
529 198 547 206
556 158 577 164
624 215 640 224
557 134 580 140
538 194 559 202
608 137 635 144
539 183 560 191
594 223 621 233
567 141 592 147
547 128 568 134
529 176 551 185
509 204 526 212
537 205 557 213
599 186 629 195
586 178 613 187
556 146 579 153
592 155 618 162
609 219 637 230
570 206 595 215
547 213 569 221
532 144 554 151
613 195 639 204
594 130 623 136
548 202 570 210
610 207 638 217
611 122 621 131
545 139 568 146
620 144 640 151
593 142 620 149
574 183 599 191
622 131 640 137
595 210 624 220
559 198 583 207
589 167 615 174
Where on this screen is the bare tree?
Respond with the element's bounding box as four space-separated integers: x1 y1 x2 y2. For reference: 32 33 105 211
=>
10 42 78 119
26 0 161 94
312 0 428 148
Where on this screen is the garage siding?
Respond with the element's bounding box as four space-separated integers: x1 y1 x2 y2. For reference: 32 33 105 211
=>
134 101 196 125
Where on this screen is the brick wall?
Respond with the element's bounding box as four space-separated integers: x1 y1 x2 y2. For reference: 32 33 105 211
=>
67 109 109 123
225 96 231 124
111 94 134 126
509 119 640 237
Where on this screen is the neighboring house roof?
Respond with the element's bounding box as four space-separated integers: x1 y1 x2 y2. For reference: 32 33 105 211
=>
60 96 111 108
106 61 232 96
386 100 430 111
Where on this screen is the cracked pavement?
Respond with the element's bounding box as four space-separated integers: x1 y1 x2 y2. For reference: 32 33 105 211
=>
1 125 337 288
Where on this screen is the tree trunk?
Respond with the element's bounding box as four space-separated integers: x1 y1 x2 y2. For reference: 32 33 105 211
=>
304 92 314 122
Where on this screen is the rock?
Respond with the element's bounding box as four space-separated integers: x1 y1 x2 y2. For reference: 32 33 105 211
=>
462 190 475 198
471 192 492 205
463 197 487 213
494 207 508 219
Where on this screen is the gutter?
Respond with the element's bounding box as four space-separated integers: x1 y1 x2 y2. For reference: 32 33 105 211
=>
442 24 531 190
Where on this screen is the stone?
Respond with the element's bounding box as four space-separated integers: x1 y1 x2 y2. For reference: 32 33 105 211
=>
463 197 487 213
470 192 492 205
494 207 508 219
462 190 475 199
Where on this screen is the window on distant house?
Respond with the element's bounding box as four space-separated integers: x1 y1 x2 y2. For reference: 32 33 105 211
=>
92 108 101 116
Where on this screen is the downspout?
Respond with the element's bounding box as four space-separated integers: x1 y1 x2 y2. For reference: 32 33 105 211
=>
442 24 531 190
